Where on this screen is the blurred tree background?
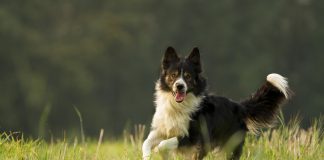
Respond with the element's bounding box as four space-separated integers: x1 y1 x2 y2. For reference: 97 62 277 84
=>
0 0 323 138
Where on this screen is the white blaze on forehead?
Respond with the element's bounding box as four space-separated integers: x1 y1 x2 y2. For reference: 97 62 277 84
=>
172 68 187 92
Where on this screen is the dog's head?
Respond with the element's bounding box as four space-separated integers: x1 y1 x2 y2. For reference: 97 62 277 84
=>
159 47 207 103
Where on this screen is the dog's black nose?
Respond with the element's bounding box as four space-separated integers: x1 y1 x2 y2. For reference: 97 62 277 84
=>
176 84 184 90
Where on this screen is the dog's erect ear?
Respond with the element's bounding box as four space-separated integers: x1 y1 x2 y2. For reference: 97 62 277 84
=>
162 46 179 69
187 47 202 73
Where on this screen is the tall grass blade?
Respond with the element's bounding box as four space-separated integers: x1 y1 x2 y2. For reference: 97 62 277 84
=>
38 104 51 138
74 106 85 144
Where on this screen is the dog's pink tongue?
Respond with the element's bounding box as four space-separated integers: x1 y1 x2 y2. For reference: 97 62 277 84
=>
175 92 186 103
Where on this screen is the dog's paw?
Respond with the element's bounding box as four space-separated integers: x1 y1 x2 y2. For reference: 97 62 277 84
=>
156 137 178 151
157 140 169 151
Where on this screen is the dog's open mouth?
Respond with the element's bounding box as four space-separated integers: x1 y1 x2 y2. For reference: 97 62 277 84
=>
173 91 186 103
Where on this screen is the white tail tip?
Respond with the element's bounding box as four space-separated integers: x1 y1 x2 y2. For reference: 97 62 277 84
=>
267 73 289 98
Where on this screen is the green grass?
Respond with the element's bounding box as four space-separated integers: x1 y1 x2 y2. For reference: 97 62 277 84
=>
0 119 323 160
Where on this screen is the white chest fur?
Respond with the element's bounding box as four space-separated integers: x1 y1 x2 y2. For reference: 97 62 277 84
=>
151 87 202 138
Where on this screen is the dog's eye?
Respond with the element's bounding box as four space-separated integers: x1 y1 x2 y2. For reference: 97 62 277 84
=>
184 73 191 80
170 73 177 79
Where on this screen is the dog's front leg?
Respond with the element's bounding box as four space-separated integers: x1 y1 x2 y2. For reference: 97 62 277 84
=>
155 137 179 152
142 131 162 160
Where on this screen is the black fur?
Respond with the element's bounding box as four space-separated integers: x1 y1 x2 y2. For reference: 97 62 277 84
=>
241 82 291 130
159 47 206 96
177 96 247 159
156 47 290 160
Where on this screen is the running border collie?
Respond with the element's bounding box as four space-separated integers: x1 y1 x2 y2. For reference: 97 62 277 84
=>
142 47 291 160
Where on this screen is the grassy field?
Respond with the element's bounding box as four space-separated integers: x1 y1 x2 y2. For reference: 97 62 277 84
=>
0 118 323 160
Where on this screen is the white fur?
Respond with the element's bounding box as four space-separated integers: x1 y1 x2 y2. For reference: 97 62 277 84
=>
266 73 289 98
142 131 161 159
155 137 179 152
152 81 202 137
142 81 202 159
173 77 187 93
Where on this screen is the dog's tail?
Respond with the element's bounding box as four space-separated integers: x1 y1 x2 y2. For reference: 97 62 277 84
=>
241 73 292 134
